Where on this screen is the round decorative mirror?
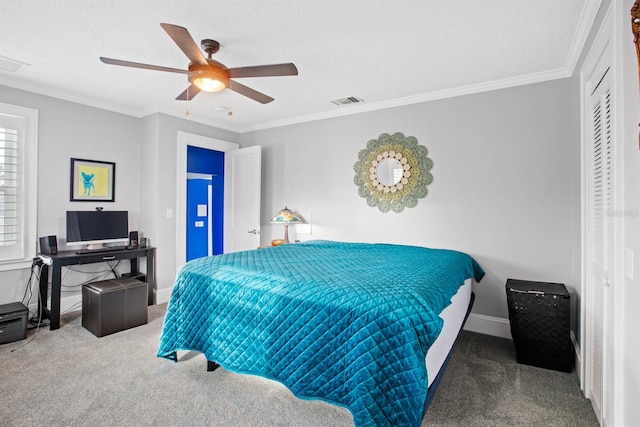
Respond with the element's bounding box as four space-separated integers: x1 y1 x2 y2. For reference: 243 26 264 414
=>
353 132 433 213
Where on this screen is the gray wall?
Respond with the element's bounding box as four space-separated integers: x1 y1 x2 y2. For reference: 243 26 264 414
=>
141 113 238 295
0 86 240 310
0 84 142 308
240 78 581 326
0 73 582 338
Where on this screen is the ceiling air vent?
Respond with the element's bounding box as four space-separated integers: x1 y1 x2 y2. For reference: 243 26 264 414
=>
331 96 364 106
0 55 29 73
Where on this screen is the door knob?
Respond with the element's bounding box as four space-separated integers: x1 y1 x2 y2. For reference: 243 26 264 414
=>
247 229 259 234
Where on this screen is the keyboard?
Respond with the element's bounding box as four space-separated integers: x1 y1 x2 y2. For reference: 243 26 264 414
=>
76 246 130 254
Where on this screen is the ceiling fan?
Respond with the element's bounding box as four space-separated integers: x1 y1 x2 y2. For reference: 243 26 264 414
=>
100 23 298 104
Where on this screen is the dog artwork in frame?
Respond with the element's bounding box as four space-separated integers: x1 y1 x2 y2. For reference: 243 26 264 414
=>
70 158 116 202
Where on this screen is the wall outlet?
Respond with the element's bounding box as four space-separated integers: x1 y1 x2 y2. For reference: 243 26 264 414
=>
297 223 312 234
297 212 312 234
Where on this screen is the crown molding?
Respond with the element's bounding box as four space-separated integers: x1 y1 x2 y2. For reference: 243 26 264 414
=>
564 0 603 74
0 0 600 136
237 68 572 133
1 65 575 135
0 76 142 118
0 76 244 133
140 106 243 133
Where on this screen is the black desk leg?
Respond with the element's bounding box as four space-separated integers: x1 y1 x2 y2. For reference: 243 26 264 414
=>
129 258 139 277
146 250 155 305
38 264 51 321
49 265 62 330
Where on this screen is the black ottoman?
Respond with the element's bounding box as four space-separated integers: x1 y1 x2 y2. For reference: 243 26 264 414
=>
82 278 148 337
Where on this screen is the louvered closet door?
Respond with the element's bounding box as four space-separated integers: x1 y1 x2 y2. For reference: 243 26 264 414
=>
588 66 613 425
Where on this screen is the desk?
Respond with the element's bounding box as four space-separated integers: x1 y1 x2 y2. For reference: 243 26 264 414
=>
38 247 156 330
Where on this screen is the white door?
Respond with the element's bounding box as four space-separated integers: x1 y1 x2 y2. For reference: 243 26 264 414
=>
224 145 262 253
581 8 619 425
587 66 612 425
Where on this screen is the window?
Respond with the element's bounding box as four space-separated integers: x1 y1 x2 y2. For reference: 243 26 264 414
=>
0 103 37 270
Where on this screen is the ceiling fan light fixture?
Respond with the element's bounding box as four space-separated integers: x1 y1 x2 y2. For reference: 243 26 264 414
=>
188 65 229 92
192 76 225 92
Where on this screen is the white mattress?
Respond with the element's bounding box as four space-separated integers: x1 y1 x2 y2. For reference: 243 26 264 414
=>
426 278 472 386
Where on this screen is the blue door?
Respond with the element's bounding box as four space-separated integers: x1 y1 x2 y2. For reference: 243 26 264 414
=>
186 146 224 261
186 178 211 261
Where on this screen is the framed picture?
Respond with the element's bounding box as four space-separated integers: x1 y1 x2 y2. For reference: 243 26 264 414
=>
70 158 115 202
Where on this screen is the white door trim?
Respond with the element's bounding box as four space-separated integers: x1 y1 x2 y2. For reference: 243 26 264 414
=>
579 3 626 425
176 131 239 272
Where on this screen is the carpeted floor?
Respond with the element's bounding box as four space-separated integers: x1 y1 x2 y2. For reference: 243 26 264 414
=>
0 303 598 426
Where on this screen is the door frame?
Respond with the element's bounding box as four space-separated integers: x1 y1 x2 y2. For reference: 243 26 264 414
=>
579 3 625 425
176 131 238 271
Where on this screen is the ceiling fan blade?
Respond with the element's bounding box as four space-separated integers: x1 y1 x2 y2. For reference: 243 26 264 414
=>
160 23 208 65
176 84 201 101
100 57 188 74
227 63 298 78
229 80 274 104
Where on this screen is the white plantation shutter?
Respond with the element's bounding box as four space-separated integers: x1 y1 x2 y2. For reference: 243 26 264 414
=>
0 103 37 268
0 120 20 253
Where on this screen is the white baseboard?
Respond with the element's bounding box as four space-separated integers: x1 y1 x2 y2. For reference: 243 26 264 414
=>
463 314 582 383
571 330 582 385
27 287 174 320
155 287 173 305
27 294 83 318
38 291 581 374
46 295 513 336
463 313 513 340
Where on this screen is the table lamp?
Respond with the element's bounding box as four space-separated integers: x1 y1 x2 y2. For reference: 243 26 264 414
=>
270 206 303 244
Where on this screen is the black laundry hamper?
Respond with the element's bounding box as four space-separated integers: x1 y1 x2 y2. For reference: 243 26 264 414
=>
506 278 572 373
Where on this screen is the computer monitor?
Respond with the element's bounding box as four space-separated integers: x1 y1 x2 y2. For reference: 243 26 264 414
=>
66 210 129 249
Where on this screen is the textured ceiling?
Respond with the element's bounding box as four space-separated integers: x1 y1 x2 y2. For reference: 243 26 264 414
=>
0 1 600 133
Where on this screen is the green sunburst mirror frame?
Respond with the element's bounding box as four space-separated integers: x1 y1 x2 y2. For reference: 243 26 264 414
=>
353 132 433 213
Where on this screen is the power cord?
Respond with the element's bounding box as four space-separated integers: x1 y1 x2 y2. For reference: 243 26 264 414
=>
11 260 46 352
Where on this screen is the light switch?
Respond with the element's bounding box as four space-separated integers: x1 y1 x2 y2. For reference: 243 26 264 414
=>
625 248 634 280
166 208 174 219
197 204 207 217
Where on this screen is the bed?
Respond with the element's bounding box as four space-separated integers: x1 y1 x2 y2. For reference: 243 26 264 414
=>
158 240 484 426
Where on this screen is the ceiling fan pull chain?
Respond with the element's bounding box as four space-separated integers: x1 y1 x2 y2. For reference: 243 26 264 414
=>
185 86 190 117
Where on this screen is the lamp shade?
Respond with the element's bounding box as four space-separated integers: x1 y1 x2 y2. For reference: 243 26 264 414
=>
270 207 303 244
270 206 303 224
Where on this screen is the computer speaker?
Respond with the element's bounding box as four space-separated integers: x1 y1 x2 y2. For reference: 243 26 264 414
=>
129 231 139 247
39 235 58 255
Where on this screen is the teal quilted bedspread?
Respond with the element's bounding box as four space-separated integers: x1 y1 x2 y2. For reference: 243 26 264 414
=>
158 240 484 426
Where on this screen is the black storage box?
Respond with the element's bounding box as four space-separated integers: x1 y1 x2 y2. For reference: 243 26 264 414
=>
82 278 148 337
506 279 572 372
0 302 28 344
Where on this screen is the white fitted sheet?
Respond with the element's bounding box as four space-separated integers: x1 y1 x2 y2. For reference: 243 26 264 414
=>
426 278 472 386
